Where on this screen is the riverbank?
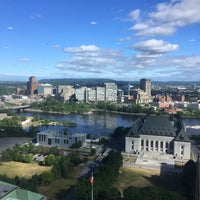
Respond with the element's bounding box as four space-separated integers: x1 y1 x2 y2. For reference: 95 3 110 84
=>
25 108 149 117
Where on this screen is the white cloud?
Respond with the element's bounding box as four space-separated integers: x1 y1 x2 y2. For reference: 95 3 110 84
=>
64 45 99 53
90 21 97 25
134 39 179 54
57 45 125 75
55 43 200 81
129 0 200 37
7 26 13 30
128 9 140 21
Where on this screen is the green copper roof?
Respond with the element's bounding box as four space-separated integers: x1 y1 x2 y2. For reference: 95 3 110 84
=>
0 181 46 200
127 115 189 142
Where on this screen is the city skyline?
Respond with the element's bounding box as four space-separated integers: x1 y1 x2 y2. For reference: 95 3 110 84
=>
0 0 200 82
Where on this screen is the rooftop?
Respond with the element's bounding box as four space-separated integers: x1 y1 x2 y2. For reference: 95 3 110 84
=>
127 115 189 141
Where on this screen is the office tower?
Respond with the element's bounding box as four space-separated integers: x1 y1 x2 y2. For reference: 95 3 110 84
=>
104 83 117 102
27 76 38 95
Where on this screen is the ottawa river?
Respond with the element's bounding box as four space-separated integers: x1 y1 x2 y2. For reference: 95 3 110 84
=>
19 111 200 137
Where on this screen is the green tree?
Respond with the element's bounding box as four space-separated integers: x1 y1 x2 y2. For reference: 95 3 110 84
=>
44 154 56 166
41 171 55 185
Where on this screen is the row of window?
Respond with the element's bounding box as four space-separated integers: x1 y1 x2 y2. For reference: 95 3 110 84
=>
38 134 69 144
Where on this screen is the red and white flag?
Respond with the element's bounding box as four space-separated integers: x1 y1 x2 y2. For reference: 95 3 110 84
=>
90 174 94 185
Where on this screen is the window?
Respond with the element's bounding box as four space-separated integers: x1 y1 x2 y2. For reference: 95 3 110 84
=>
146 140 148 151
55 138 60 144
48 138 52 145
151 140 153 151
181 145 184 155
132 141 134 150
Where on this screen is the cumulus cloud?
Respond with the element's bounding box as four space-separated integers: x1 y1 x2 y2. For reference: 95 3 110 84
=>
128 9 141 21
130 54 200 81
64 45 99 53
129 0 200 37
56 45 125 75
134 39 179 54
54 43 200 81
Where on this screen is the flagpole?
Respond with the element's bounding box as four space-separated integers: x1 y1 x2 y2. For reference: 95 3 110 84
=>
91 178 93 200
90 172 94 200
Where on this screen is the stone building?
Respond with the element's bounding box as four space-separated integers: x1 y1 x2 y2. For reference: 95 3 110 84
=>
26 76 38 95
37 129 86 148
125 115 191 161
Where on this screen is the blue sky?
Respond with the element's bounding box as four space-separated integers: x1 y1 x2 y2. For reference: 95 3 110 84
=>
0 0 200 81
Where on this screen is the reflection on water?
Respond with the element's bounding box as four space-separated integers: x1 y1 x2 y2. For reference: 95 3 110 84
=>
19 111 138 136
19 112 200 136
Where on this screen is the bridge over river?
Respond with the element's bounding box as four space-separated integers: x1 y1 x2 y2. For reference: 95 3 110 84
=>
1 105 30 112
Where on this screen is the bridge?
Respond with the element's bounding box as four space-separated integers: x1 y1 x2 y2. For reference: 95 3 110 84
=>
1 105 30 112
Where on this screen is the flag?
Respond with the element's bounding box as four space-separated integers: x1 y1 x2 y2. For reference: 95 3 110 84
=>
90 174 94 185
128 84 134 89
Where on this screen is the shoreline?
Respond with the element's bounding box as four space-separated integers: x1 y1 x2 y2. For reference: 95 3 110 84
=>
24 108 200 119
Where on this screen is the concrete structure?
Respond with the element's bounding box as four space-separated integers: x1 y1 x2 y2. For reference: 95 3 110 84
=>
125 115 191 161
96 86 105 102
38 83 53 96
0 180 47 200
87 87 96 102
37 129 86 148
26 76 38 95
75 87 86 101
57 85 75 101
104 83 117 102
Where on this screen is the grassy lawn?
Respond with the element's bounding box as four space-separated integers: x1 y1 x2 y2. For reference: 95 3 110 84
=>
0 161 79 199
115 166 184 196
0 161 51 178
37 165 80 200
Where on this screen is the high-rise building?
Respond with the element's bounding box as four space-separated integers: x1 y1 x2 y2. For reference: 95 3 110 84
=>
26 76 38 95
104 83 117 102
140 78 151 97
75 87 86 101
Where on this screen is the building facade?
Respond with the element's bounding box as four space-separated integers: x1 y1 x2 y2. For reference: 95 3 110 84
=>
37 129 86 148
26 76 38 95
57 85 75 101
140 78 151 97
37 83 53 96
125 115 191 161
104 83 118 102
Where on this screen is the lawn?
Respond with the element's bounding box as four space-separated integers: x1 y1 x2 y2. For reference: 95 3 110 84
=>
37 165 80 200
115 166 184 196
0 161 51 178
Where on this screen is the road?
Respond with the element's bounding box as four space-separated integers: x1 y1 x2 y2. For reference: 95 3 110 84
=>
0 137 32 154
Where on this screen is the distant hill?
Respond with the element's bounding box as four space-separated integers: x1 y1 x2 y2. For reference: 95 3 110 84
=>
38 78 131 88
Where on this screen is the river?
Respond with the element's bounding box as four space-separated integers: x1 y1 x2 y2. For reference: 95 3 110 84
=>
19 111 200 136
